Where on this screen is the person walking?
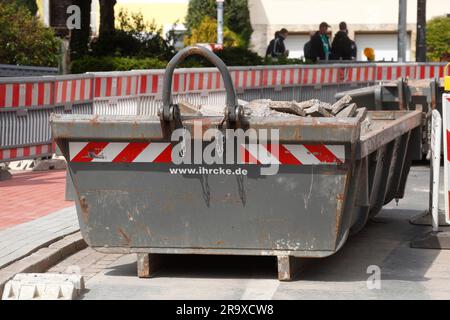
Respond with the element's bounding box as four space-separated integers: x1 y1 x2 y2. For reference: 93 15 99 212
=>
331 22 355 60
266 28 289 59
310 22 331 62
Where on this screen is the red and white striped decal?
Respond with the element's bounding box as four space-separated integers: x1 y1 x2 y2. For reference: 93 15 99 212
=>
69 142 172 163
94 74 140 98
0 143 54 161
443 95 450 224
0 81 53 108
69 142 345 165
241 144 345 165
55 78 93 105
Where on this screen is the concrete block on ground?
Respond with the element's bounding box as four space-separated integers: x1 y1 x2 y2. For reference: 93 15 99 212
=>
8 160 34 171
33 158 66 172
409 210 450 227
0 168 12 181
2 273 84 300
411 231 450 249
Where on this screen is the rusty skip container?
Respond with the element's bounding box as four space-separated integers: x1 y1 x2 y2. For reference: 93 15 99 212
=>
336 78 443 156
50 47 422 281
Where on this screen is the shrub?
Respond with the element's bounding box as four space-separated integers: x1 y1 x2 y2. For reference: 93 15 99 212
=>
71 56 167 74
426 16 450 62
184 16 244 48
216 47 263 66
263 56 307 65
0 1 60 67
90 9 176 60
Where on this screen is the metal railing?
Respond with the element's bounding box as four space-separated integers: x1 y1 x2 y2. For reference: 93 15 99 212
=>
0 64 58 77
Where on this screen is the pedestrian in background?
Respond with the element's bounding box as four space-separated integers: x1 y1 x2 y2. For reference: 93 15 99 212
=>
331 22 355 60
303 32 315 62
310 22 331 62
266 28 289 60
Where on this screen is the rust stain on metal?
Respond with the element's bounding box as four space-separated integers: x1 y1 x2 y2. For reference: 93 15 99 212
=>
117 228 131 246
334 193 345 237
79 196 89 224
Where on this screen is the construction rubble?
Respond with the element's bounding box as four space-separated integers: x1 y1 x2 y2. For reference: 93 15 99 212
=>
179 94 367 120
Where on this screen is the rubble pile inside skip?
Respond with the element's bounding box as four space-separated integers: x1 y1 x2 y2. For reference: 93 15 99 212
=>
179 94 366 119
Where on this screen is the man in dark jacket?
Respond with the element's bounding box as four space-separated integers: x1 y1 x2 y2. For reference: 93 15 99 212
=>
331 22 355 60
266 28 289 59
310 22 331 62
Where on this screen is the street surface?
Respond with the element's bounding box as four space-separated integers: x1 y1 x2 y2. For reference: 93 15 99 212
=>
47 166 450 300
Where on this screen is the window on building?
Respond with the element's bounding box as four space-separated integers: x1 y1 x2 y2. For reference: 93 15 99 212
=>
284 33 311 59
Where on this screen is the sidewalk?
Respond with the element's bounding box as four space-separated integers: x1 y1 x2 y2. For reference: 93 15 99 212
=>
0 206 79 269
0 169 80 270
0 170 73 229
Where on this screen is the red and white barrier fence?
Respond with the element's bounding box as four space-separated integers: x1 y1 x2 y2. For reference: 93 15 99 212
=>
0 143 55 162
54 75 93 106
0 77 53 109
0 62 448 164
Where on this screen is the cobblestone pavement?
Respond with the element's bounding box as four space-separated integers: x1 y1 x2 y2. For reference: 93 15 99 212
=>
47 249 124 282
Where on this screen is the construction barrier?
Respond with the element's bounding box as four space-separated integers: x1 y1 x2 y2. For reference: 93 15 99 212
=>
443 91 450 224
0 62 448 164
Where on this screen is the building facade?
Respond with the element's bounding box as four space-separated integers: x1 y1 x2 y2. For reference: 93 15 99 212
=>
249 0 450 61
36 0 187 40
36 0 450 62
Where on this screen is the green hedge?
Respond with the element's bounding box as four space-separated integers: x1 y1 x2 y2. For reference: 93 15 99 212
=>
71 48 309 74
71 56 168 74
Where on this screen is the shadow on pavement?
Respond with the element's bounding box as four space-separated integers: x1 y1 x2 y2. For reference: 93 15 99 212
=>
103 208 441 283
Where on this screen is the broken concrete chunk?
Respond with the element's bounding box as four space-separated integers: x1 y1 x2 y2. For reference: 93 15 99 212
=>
354 107 368 120
336 103 357 118
178 101 201 115
319 102 334 112
305 105 332 117
331 95 352 115
268 101 306 116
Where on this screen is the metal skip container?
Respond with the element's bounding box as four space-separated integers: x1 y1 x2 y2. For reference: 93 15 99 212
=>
50 47 422 281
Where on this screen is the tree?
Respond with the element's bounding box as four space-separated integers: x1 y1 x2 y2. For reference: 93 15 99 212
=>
69 0 92 60
99 0 117 35
184 16 243 47
426 16 450 62
185 0 253 47
0 2 60 66
15 0 37 15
